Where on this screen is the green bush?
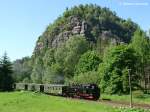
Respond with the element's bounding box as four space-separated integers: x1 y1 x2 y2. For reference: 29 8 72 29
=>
73 71 100 85
75 51 102 74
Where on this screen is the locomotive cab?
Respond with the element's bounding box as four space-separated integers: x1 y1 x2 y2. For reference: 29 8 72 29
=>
90 84 100 100
62 84 100 100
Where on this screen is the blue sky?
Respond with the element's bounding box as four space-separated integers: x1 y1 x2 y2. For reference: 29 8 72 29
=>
0 0 149 61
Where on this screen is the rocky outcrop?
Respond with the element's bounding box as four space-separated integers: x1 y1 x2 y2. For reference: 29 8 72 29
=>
100 31 123 45
34 42 44 52
34 15 125 54
50 16 88 48
71 17 87 35
52 31 72 48
80 21 87 35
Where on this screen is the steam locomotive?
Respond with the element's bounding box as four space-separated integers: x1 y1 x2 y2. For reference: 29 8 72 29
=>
14 83 100 100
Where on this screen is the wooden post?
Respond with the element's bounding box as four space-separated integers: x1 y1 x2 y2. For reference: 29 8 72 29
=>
148 74 150 93
128 69 133 108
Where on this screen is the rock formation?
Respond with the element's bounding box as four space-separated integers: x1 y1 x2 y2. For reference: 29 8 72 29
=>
48 16 89 48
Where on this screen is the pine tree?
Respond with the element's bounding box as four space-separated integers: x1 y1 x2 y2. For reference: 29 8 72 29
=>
0 52 14 91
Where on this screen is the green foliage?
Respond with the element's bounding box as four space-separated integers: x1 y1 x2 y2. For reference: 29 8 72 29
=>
41 35 89 84
55 35 89 79
22 77 31 83
54 44 67 65
132 29 150 59
75 51 102 74
43 63 64 84
99 45 139 94
130 29 150 92
43 49 55 67
63 36 89 78
131 29 150 64
13 57 32 82
13 35 89 84
73 71 100 85
31 57 44 83
63 4 137 42
0 53 14 91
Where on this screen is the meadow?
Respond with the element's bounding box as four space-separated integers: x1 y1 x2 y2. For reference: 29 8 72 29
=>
0 91 149 112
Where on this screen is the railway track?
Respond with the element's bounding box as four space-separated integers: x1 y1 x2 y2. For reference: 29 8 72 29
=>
65 97 150 110
99 99 150 110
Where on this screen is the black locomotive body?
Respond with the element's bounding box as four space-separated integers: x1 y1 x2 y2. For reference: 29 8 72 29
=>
14 83 100 100
62 84 100 100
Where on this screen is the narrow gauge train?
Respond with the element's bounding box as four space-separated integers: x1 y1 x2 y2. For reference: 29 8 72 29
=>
14 83 100 100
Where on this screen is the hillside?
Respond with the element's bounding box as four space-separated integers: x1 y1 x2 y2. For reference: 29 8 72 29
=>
34 4 138 55
12 4 150 94
30 4 138 83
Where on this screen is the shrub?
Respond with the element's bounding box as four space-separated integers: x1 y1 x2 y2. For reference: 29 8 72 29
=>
73 71 100 85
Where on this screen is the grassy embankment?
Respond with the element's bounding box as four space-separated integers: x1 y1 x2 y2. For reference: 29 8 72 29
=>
0 91 118 112
0 91 149 112
101 91 150 105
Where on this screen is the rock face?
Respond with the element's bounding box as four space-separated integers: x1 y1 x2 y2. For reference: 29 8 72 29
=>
100 31 121 45
71 17 87 35
80 21 87 35
52 31 72 48
34 16 125 54
34 37 49 54
49 16 89 48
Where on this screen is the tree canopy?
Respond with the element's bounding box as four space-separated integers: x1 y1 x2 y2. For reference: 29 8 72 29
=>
75 51 101 74
99 45 139 94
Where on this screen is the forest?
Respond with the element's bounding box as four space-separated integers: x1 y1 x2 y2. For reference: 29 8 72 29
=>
0 4 150 94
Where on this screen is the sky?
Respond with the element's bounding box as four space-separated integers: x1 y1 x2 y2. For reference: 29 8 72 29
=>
0 0 150 61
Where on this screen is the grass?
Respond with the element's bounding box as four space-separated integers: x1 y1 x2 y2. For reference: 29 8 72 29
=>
0 91 119 112
0 91 149 112
101 91 150 105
